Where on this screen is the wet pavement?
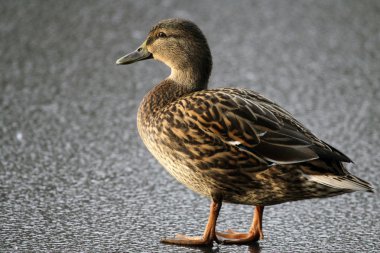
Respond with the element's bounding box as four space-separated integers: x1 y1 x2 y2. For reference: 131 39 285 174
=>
1 0 379 252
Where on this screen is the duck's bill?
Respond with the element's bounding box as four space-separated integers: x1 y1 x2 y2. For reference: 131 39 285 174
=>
116 49 152 65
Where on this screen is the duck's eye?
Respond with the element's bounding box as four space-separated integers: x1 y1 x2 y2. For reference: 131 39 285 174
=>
157 32 167 38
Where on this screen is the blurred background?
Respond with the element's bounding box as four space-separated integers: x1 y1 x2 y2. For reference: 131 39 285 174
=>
0 0 379 252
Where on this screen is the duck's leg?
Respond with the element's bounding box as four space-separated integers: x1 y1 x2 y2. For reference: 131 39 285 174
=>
160 200 222 246
216 206 264 244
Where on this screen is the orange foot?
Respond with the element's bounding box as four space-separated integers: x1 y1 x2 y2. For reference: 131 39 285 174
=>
216 206 265 245
216 229 262 244
160 201 222 246
161 234 215 246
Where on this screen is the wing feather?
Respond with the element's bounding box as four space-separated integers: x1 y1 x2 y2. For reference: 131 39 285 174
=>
174 88 352 166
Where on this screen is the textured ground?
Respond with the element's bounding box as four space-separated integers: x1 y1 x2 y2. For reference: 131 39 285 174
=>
1 0 379 252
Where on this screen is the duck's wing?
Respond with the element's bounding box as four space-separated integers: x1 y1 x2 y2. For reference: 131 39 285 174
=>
173 88 352 166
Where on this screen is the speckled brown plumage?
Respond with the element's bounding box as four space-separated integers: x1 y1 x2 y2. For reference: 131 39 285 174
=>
116 18 373 246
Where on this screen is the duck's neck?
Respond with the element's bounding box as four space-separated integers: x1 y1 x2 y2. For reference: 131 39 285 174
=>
168 46 213 91
169 66 209 91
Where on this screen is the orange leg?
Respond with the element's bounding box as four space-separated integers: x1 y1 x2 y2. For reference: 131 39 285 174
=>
216 206 264 244
160 200 222 246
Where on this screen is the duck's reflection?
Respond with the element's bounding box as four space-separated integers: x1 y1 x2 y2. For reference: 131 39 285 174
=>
176 242 261 253
248 242 262 253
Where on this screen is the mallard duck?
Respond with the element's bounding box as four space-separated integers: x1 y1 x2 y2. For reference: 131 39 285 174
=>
116 18 373 246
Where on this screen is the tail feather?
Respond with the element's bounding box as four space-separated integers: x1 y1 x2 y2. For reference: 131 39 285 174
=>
306 174 374 192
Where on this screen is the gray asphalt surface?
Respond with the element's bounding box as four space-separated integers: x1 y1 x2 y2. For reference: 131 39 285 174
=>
1 0 379 252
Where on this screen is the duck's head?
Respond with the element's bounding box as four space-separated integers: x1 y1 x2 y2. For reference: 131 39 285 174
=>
116 18 212 88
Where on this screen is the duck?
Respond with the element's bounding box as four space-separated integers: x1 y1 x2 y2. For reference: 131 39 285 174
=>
116 18 373 246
